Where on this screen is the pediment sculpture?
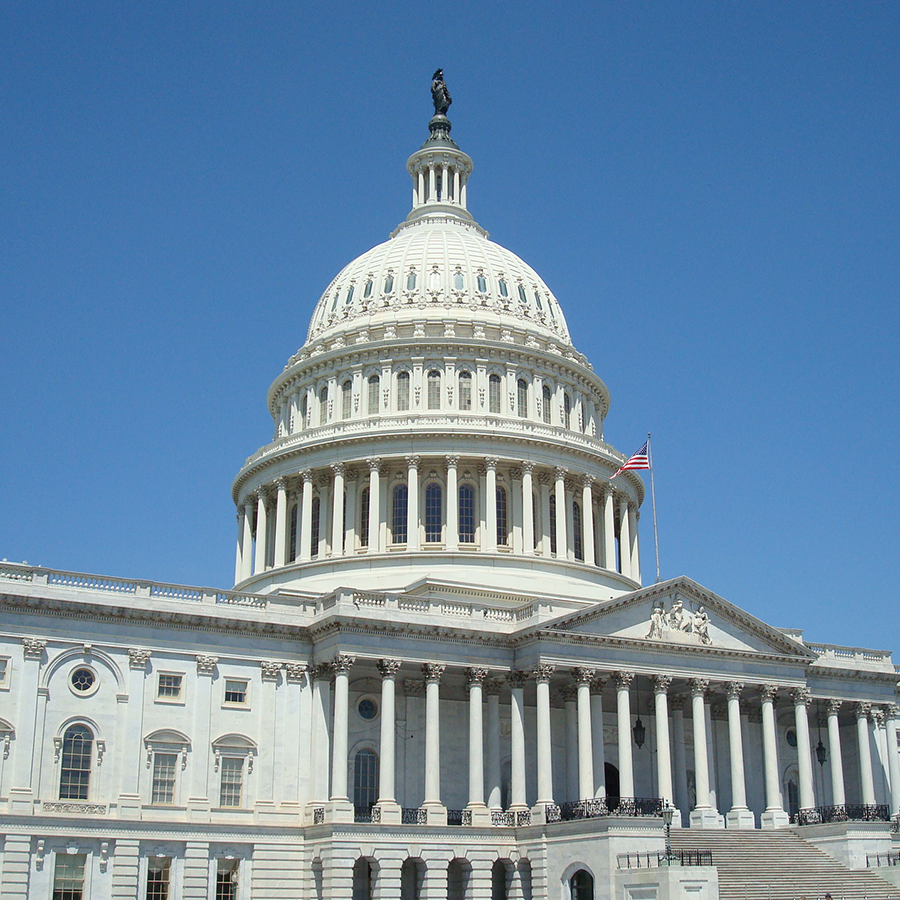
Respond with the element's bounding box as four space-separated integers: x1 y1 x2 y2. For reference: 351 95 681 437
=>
645 597 712 645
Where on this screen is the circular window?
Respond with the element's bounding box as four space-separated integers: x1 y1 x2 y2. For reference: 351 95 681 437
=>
358 698 378 720
70 667 97 695
786 728 798 748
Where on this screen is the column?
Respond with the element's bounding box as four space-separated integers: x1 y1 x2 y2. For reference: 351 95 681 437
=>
615 671 635 802
254 487 268 574
466 667 489 823
618 496 631 578
825 700 846 812
872 708 891 802
533 664 555 808
759 685 789 828
725 682 755 827
653 675 673 808
330 655 354 815
581 475 595 566
292 490 302 562
367 458 381 554
629 504 641 582
376 659 401 822
118 649 151 817
602 487 616 571
299 470 314 562
446 455 459 551
9 639 44 810
508 671 528 811
856 702 876 808
574 669 595 802
671 695 689 825
562 684 578 801
791 687 816 816
539 473 552 556
330 464 344 557
485 457 498 552
406 455 420 550
308 665 331 810
885 704 900 818
240 498 254 580
554 467 568 558
485 680 503 811
190 655 217 815
522 461 535 554
689 678 718 828
273 477 288 567
234 508 245 584
422 663 447 823
590 677 607 801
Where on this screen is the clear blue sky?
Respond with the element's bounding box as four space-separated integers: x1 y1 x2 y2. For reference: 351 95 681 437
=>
1 2 897 652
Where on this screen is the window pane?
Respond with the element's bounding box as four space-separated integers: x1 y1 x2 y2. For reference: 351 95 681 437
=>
224 680 248 705
342 380 352 419
563 393 571 428
459 485 476 544
146 858 171 900
363 279 373 298
496 488 508 546
573 501 584 561
152 753 177 805
288 504 298 562
53 853 86 900
353 748 379 811
517 285 527 305
427 370 441 410
59 725 92 800
311 497 320 558
392 485 408 544
219 757 244 807
368 375 379 416
549 495 557 556
384 274 394 293
158 674 182 699
216 860 240 900
425 483 442 542
477 275 487 293
319 387 328 423
397 372 410 411
517 380 528 418
406 271 416 291
533 289 543 310
488 375 501 414
498 279 508 298
359 488 370 548
458 371 472 411
542 385 551 423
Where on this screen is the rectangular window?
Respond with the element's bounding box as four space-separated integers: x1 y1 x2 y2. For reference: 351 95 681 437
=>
151 752 177 805
517 379 528 418
397 372 410 411
549 494 557 556
368 376 379 415
427 372 441 410
496 488 508 546
0 657 8 686
224 680 248 705
392 486 408 544
488 375 501 414
157 674 183 700
146 858 171 900
359 488 370 548
53 853 86 900
458 373 472 410
216 859 240 900
219 757 244 807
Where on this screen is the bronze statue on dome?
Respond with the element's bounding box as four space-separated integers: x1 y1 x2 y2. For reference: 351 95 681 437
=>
431 69 452 115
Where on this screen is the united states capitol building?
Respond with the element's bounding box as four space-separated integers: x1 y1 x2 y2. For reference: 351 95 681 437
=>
2 77 899 900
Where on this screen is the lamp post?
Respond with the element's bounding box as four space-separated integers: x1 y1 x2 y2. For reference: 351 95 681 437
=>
662 801 676 865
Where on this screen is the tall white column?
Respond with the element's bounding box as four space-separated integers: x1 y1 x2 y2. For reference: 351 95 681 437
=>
563 684 579 801
522 461 535 554
485 457 498 552
539 472 552 556
689 678 719 828
671 695 689 824
826 699 846 810
602 487 616 570
376 660 401 817
653 675 673 807
253 487 268 574
618 496 631 578
330 655 354 806
485 680 503 811
406 455 420 550
422 664 446 821
760 685 789 828
725 682 754 827
856 702 876 807
533 664 555 807
367 457 381 554
273 477 288 567
330 463 344 557
466 668 488 820
885 704 900 818
299 469 314 562
872 708 891 801
615 671 635 801
581 475 595 566
554 467 568 558
446 455 459 551
791 687 816 815
508 671 528 811
628 503 641 583
590 677 607 800
234 508 245 584
574 669 595 802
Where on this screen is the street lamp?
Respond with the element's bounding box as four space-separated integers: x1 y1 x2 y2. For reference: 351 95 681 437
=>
661 801 677 864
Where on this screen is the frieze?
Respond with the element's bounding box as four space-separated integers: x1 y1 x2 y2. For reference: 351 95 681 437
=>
43 802 107 816
645 598 711 646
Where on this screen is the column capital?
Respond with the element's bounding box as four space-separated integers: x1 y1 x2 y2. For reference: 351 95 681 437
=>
405 454 420 469
532 664 555 684
254 486 268 501
590 675 608 694
445 454 459 469
484 456 499 471
465 666 489 686
870 707 886 727
791 687 813 707
689 677 709 696
301 468 314 484
332 654 356 674
826 698 843 715
366 456 381 472
885 703 900 721
855 701 872 719
538 471 551 486
669 694 687 711
128 648 151 670
615 671 634 690
554 466 568 480
243 494 256 510
652 674 673 694
725 681 744 700
484 678 504 696
377 659 402 678
196 654 218 675
506 669 529 689
260 660 281 681
560 684 578 702
283 663 307 683
330 462 345 477
572 667 595 686
521 459 536 473
274 476 288 491
422 663 445 684
758 684 779 703
310 663 333 681
580 472 595 488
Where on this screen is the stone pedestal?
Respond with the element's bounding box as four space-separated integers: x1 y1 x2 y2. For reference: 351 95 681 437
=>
186 797 210 822
326 799 354 823
760 808 790 829
616 865 719 900
375 801 402 825
466 802 492 826
726 807 756 829
690 807 724 829
116 792 142 819
7 789 33 815
422 802 447 826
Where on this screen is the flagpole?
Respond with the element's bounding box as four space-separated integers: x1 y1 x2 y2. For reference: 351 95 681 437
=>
647 432 661 583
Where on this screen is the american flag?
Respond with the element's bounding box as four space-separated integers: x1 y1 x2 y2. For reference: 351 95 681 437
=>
610 439 650 479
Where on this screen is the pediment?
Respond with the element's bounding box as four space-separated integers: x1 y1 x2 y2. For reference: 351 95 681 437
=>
543 577 815 659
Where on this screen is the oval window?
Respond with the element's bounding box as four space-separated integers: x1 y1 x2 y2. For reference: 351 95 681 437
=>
71 668 96 693
358 698 378 720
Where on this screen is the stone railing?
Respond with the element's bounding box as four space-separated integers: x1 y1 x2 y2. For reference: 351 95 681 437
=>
557 797 663 821
401 807 427 825
806 642 894 670
446 809 472 826
867 852 900 868
795 804 890 825
617 850 712 869
42 801 107 815
490 809 531 826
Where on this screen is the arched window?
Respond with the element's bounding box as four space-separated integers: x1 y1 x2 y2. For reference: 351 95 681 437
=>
363 278 373 298
517 379 528 418
359 488 370 548
459 484 476 544
496 487 508 546
477 274 487 293
319 386 329 423
533 289 543 310
489 374 501 414
498 278 509 298
397 372 410 411
573 501 584 561
425 483 442 543
570 869 594 900
384 273 394 294
288 504 298 562
517 284 527 305
427 370 441 410
353 749 379 813
345 284 354 305
367 375 379 416
549 494 557 556
311 496 320 558
458 371 472 411
563 393 571 429
392 485 408 544
341 380 352 419
542 384 552 423
406 271 417 291
59 724 93 800
299 394 308 429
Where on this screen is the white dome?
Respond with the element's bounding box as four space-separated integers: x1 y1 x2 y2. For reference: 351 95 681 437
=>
306 221 571 347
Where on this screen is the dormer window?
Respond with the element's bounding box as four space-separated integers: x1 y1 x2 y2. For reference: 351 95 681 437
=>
363 279 373 298
384 274 394 294
533 289 543 310
453 272 465 291
498 279 508 298
517 285 527 305
477 274 487 293
406 271 417 291
345 285 354 305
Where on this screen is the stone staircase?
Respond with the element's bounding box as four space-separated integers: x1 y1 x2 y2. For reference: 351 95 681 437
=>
668 828 900 900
